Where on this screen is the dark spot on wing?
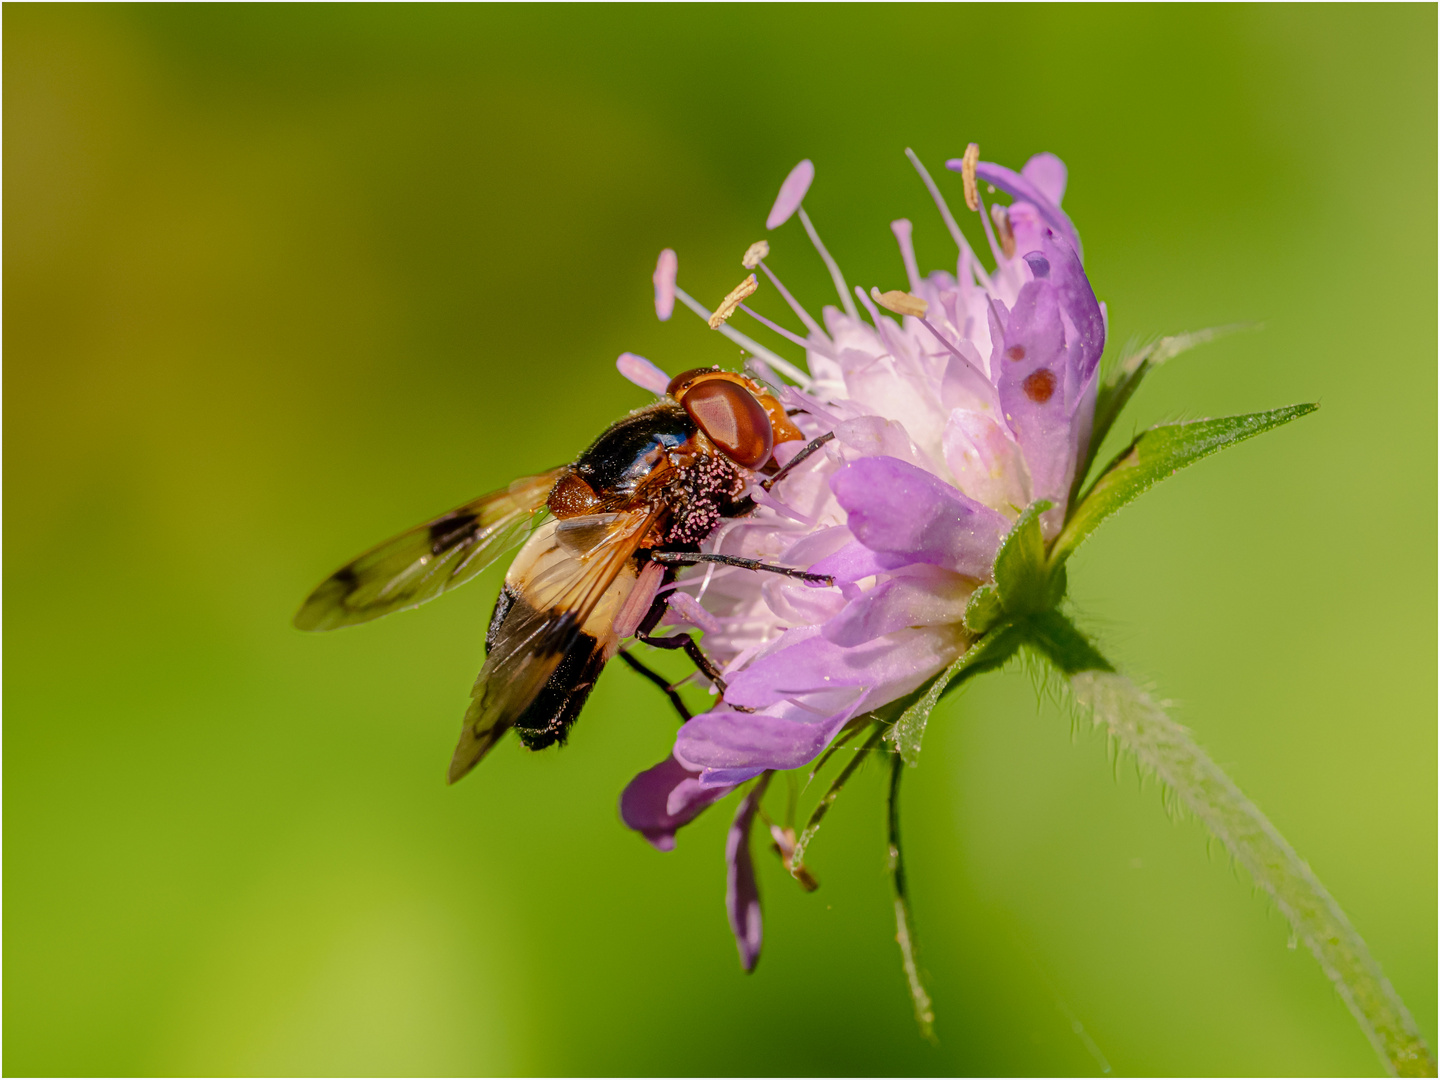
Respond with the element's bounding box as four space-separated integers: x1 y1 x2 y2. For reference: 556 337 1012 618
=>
429 511 478 555
1022 368 1057 403
1005 345 1026 361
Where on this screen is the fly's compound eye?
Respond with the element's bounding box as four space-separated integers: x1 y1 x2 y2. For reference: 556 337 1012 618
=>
680 379 774 468
666 367 721 398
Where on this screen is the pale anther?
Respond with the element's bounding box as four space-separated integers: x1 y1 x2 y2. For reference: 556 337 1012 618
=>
870 287 928 318
991 204 1016 258
708 274 758 329
960 143 980 212
742 240 770 269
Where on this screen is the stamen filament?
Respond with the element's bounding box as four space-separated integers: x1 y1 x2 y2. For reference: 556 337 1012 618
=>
756 259 825 337
797 207 861 320
891 219 923 293
738 303 814 352
905 147 995 293
974 184 1007 268
673 285 813 388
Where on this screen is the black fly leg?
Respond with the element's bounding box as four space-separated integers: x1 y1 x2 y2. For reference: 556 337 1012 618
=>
762 430 836 492
617 649 692 723
636 630 730 692
650 550 834 586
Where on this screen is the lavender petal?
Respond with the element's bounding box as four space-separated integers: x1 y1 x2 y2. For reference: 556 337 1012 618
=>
619 754 731 851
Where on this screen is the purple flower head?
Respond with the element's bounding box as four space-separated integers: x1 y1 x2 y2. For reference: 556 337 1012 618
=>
613 147 1105 968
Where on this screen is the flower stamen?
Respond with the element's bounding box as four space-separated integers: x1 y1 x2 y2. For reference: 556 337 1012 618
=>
959 142 980 212
904 147 995 293
797 206 861 320
756 260 825 337
890 219 923 293
708 274 759 329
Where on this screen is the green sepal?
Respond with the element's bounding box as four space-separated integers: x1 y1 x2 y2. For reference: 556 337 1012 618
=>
963 583 1003 634
1052 403 1318 568
885 621 1024 765
1018 610 1114 676
1075 324 1254 501
992 500 1067 616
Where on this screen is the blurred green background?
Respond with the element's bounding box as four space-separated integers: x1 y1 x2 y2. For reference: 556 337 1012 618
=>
5 4 1434 1076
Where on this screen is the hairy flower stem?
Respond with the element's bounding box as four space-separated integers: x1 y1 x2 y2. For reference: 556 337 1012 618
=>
790 725 885 875
887 752 936 1041
1030 611 1434 1077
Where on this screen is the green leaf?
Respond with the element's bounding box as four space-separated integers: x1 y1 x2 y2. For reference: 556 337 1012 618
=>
1051 403 1318 568
993 500 1064 615
1076 324 1255 499
885 621 1024 765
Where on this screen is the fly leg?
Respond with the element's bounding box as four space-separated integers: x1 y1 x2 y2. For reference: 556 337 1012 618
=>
761 430 836 491
631 559 755 711
635 630 730 692
616 649 691 723
649 550 834 586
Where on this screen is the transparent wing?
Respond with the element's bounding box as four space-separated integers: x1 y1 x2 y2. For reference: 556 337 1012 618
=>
294 469 564 631
447 505 662 783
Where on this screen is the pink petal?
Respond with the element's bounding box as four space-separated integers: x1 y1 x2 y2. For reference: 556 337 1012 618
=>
619 754 731 851
726 778 767 971
766 159 815 229
653 248 678 320
616 352 670 396
1021 152 1069 206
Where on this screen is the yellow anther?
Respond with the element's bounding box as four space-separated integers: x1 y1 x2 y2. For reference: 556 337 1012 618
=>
742 240 770 269
960 142 980 212
708 274 758 329
870 287 928 318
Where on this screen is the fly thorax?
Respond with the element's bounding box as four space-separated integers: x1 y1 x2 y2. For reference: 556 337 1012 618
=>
663 454 747 545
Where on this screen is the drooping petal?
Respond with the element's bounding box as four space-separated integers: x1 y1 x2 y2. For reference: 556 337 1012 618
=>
653 248 678 320
619 755 732 851
616 352 671 396
766 159 815 230
830 456 1010 578
726 777 768 971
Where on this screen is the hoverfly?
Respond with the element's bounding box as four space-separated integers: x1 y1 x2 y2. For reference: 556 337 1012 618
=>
296 367 836 783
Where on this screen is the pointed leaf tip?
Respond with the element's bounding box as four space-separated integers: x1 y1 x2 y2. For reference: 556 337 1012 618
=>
767 159 814 229
1054 403 1319 566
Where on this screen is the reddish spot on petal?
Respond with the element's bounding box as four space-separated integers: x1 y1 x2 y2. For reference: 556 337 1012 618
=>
1022 368 1056 403
1005 345 1026 361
